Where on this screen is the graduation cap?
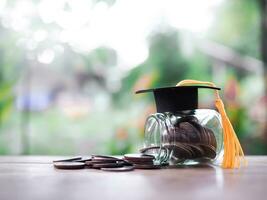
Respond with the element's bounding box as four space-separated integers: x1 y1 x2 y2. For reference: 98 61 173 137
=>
136 79 246 169
136 85 221 113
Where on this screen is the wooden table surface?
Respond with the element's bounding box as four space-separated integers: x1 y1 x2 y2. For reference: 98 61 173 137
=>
0 156 266 200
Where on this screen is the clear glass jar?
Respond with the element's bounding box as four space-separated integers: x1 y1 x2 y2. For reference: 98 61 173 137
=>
142 109 224 165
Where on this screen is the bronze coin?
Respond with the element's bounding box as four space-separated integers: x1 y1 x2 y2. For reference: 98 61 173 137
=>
101 166 135 172
165 144 192 159
201 127 209 145
54 162 85 169
77 158 92 163
139 146 169 163
199 144 217 159
125 159 154 165
92 157 124 162
189 121 205 143
92 155 123 160
204 127 211 144
139 146 161 154
187 144 205 158
53 157 82 163
204 128 217 149
124 154 155 162
179 122 201 143
85 160 117 166
179 143 195 159
91 162 125 169
174 127 190 143
133 164 161 169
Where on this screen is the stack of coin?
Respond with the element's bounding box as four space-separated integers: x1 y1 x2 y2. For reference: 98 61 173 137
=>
85 155 126 169
167 116 217 160
124 154 161 169
53 154 163 171
53 157 88 170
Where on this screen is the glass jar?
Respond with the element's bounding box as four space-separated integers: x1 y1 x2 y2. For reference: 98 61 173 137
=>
142 109 224 165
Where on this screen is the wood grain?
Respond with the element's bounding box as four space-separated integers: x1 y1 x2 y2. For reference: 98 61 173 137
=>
0 156 266 200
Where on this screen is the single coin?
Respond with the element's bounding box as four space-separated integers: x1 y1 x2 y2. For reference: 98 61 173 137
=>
77 158 92 163
85 160 117 166
183 144 195 159
179 122 200 143
53 157 82 163
189 121 204 143
92 155 123 160
202 127 210 144
121 160 134 166
92 157 124 162
124 154 155 162
101 166 135 172
125 159 154 165
205 128 217 149
199 144 217 159
139 146 161 154
93 160 119 163
139 146 168 163
174 127 190 143
133 164 161 169
53 162 85 169
91 162 125 169
187 144 205 158
169 143 193 159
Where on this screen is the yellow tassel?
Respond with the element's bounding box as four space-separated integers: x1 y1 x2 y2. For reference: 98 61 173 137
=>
176 79 247 169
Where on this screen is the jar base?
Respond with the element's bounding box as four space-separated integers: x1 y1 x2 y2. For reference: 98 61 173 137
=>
169 158 213 166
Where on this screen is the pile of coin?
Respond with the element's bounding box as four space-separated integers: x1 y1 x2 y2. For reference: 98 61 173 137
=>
164 116 217 161
124 154 161 169
53 154 163 171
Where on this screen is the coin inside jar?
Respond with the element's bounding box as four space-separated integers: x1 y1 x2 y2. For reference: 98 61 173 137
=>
163 116 218 162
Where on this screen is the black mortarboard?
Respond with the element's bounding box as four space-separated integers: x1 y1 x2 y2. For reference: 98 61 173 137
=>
136 85 221 113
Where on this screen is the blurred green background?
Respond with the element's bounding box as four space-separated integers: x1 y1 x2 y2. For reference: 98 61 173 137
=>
0 0 266 155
